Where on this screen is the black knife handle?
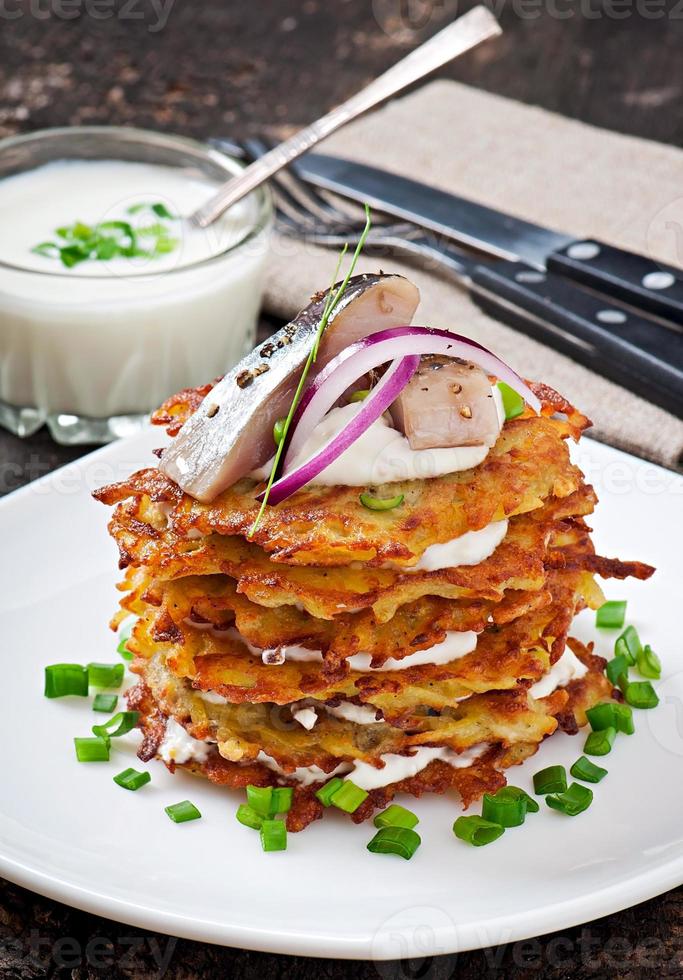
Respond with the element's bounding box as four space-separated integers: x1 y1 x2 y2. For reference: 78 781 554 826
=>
548 239 683 326
469 261 683 418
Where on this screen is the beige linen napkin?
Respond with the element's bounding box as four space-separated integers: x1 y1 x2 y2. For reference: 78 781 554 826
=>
262 80 683 471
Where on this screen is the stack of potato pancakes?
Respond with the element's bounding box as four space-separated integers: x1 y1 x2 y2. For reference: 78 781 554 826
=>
95 380 651 832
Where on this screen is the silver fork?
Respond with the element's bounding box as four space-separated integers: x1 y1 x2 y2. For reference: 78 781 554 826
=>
237 137 468 281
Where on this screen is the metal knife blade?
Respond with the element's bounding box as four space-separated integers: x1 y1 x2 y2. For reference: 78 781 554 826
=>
292 153 573 270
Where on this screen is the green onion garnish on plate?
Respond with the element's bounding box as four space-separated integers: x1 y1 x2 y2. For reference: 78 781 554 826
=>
546 782 593 816
615 625 642 665
570 756 607 783
482 788 527 827
533 765 567 796
74 735 110 762
165 800 201 823
87 662 124 689
236 804 264 830
330 780 368 814
595 600 627 629
367 826 421 860
260 819 287 852
92 711 139 740
606 653 629 688
636 644 661 680
584 727 617 756
359 492 404 511
113 768 150 791
453 816 504 847
246 785 276 817
44 663 88 698
586 702 634 735
500 786 539 813
496 381 525 420
373 804 419 830
624 680 659 709
116 623 134 661
93 693 118 713
315 778 344 807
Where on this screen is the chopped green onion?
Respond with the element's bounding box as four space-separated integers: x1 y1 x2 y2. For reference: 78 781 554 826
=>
246 785 275 817
236 804 264 830
570 756 607 783
500 786 540 813
260 819 287 852
367 826 421 860
44 663 88 698
586 702 634 735
482 789 527 827
271 787 293 814
349 388 370 402
116 624 133 661
606 654 629 688
615 625 642 665
315 777 344 807
373 804 419 830
496 381 525 420
533 765 567 795
595 600 627 629
151 202 176 219
92 711 139 740
113 768 150 791
93 693 118 713
273 418 287 446
87 662 124 689
584 726 617 756
330 780 369 814
74 735 110 762
546 782 593 816
453 815 505 847
614 703 635 734
165 800 201 823
636 644 661 680
359 492 405 511
624 680 659 709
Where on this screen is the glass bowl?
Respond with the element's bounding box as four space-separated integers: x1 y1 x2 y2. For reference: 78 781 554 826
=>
0 126 272 444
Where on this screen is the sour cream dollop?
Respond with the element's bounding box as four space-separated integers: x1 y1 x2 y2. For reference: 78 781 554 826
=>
253 386 504 487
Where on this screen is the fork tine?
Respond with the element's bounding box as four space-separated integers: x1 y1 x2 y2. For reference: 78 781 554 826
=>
242 136 373 232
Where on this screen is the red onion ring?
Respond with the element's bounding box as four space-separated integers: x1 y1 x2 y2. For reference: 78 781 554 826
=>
256 354 420 506
284 325 541 466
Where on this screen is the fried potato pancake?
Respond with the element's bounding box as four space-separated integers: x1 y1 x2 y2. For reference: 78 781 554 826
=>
127 563 593 717
122 572 554 678
104 487 598 620
133 654 567 769
128 641 610 831
95 414 586 567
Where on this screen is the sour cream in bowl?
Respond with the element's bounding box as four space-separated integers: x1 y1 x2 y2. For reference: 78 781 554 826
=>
0 127 272 443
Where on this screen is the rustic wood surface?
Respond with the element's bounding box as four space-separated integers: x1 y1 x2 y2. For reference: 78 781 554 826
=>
1 1 682 976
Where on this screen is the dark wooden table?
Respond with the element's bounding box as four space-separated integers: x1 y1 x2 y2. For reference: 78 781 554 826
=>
1 2 682 976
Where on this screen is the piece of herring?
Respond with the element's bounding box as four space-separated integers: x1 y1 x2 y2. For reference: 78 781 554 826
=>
158 273 420 502
390 355 501 450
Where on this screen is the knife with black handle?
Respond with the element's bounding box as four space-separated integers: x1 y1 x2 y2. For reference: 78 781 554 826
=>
211 140 683 417
368 229 682 416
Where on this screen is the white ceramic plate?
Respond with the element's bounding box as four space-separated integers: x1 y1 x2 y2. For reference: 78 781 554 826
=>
1 431 682 960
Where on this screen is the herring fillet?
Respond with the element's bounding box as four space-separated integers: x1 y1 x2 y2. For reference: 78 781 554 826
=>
158 274 420 502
